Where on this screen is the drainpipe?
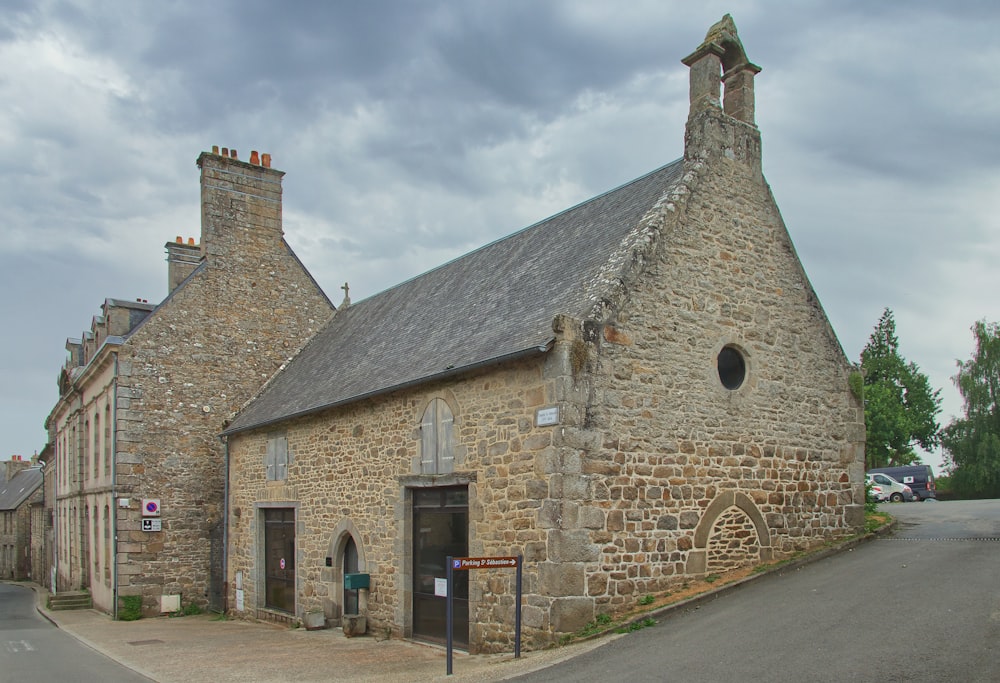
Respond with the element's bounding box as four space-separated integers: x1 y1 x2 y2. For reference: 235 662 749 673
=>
221 435 230 614
111 351 119 621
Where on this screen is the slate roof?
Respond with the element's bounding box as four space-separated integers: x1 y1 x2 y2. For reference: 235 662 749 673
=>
224 158 686 435
0 467 43 511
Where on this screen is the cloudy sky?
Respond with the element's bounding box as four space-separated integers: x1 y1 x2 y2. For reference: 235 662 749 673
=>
2 1 997 472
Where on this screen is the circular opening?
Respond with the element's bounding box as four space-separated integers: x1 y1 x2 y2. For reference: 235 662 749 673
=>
717 346 746 390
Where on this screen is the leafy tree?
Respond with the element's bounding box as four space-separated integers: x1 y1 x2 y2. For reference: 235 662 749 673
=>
941 320 1000 498
860 308 941 469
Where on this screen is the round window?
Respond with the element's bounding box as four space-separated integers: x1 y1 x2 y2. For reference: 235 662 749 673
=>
717 346 746 390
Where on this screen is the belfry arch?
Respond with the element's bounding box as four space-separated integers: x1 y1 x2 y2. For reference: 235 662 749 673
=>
681 13 762 125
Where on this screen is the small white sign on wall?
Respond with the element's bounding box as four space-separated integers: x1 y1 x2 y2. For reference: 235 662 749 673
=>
434 577 448 597
236 589 244 611
536 406 559 426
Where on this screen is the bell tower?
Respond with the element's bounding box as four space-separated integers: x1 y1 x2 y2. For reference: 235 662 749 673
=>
681 15 763 174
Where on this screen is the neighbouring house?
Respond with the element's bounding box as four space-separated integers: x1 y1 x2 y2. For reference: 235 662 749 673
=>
1 458 44 580
45 149 335 616
221 16 865 651
29 449 54 588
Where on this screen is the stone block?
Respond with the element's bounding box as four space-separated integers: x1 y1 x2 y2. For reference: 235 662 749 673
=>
342 614 366 636
538 561 585 597
548 530 600 563
550 597 594 633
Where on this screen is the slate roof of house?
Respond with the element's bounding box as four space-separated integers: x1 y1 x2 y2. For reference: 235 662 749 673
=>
224 158 686 435
0 467 43 511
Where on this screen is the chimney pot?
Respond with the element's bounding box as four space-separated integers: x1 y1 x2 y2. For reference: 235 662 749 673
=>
250 150 260 165
230 149 238 159
221 147 229 157
188 237 195 246
212 145 220 154
262 153 271 168
176 235 183 243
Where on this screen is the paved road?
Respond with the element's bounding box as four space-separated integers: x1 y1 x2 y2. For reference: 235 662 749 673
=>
0 582 152 682
510 499 1000 683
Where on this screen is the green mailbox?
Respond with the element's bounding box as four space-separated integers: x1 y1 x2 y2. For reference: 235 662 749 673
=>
344 573 370 590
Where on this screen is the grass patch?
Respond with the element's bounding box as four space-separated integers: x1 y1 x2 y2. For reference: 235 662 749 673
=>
169 602 204 618
638 594 655 606
616 617 656 634
118 595 143 621
865 511 891 534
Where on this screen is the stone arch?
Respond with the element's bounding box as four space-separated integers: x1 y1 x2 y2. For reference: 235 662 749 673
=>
685 491 772 575
325 518 368 624
414 388 462 424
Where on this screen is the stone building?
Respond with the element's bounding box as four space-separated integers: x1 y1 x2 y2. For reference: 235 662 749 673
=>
45 149 335 616
0 459 44 580
29 451 55 588
222 16 865 651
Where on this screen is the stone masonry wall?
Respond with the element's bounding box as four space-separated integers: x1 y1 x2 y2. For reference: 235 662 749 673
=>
226 355 576 652
551 104 866 622
113 151 334 614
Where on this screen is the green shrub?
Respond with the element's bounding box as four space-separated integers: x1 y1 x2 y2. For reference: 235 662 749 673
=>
864 480 879 514
118 595 143 621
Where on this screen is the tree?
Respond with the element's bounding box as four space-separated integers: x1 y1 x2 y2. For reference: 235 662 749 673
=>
860 308 941 469
941 320 1000 498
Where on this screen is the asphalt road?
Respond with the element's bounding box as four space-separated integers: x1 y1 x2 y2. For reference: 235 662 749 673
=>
510 499 1000 683
0 582 152 682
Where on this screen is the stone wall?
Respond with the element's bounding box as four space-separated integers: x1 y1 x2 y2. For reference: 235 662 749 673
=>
541 104 865 626
0 487 43 580
226 356 565 650
111 151 334 615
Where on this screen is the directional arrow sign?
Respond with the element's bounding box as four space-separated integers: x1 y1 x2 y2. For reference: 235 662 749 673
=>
451 556 519 570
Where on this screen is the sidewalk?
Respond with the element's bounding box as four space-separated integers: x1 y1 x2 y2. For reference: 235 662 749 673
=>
27 526 889 682
30 585 609 683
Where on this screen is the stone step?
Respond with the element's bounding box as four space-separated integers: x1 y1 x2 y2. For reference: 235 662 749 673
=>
49 592 93 610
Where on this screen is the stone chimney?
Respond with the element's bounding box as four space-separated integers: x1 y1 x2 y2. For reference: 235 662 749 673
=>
4 456 30 481
681 15 763 174
166 235 202 292
196 146 284 270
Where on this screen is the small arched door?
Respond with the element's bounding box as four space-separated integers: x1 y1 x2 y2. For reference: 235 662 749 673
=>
343 536 359 615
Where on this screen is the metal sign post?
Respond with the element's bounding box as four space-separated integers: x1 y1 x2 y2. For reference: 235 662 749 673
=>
446 555 454 676
445 554 523 676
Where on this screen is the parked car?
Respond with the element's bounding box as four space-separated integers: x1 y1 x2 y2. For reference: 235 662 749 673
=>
866 472 915 502
867 465 937 501
867 483 886 503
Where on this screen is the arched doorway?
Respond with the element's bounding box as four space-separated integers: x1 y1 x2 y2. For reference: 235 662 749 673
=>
343 535 359 615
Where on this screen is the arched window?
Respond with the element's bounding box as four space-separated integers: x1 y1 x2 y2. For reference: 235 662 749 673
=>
420 398 454 475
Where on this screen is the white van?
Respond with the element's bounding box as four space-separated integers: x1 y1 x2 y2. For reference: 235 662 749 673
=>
866 472 915 502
